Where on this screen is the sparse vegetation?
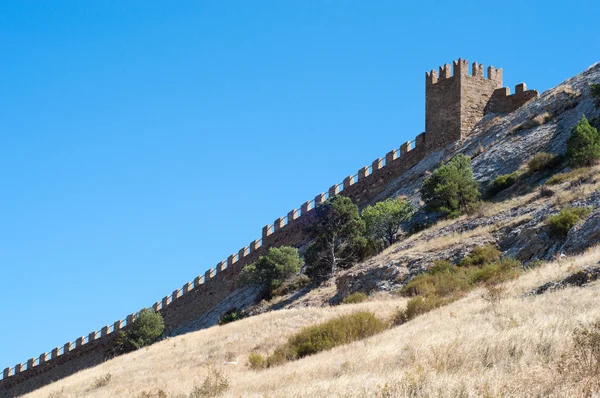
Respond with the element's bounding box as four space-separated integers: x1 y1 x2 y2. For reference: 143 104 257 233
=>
91 373 112 389
248 352 266 370
238 246 303 298
394 249 520 325
558 319 600 395
47 388 66 398
342 292 368 304
487 171 522 196
271 274 311 297
115 308 164 355
393 294 451 325
511 112 553 133
566 115 600 167
190 367 230 397
459 244 501 267
305 196 367 281
265 311 387 366
421 154 480 218
362 198 415 247
546 206 592 237
137 390 168 398
545 166 593 185
218 308 248 326
528 152 561 172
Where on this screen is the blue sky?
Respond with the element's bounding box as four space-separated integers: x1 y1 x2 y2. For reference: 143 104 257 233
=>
1 0 598 369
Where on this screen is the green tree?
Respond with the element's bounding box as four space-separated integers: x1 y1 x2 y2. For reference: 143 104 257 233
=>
421 154 480 218
566 115 600 168
361 198 415 247
238 246 303 297
115 308 164 354
305 196 367 281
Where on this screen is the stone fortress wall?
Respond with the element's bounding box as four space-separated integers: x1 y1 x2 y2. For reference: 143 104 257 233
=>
0 59 538 397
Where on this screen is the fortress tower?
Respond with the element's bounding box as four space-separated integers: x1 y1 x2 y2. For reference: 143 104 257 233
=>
425 58 503 152
424 58 538 152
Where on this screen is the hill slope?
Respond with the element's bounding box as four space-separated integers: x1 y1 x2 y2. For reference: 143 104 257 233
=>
20 62 600 397
25 248 600 397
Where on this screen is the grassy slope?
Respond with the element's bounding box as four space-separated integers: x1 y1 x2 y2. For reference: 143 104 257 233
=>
27 246 600 397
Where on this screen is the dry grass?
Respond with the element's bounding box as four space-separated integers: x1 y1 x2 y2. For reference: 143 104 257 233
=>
26 246 600 398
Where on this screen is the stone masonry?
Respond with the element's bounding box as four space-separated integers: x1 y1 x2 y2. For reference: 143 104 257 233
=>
0 59 538 398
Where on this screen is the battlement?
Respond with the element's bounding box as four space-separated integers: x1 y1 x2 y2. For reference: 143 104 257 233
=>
485 83 539 114
426 58 502 87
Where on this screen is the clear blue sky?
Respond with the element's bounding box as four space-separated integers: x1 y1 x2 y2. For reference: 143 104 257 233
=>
1 0 598 369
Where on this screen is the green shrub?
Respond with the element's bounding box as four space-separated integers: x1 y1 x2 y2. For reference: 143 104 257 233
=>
487 171 522 196
403 265 469 298
566 116 600 168
238 246 303 298
464 258 521 285
393 295 451 325
247 352 266 370
305 196 367 281
421 154 480 218
528 152 561 173
190 367 230 397
115 308 165 354
265 311 387 365
342 292 369 304
362 198 415 246
546 207 592 237
459 245 501 267
218 308 248 326
396 256 520 325
591 83 600 108
271 274 311 297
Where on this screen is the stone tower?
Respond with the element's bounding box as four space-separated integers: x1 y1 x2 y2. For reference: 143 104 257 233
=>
424 58 503 152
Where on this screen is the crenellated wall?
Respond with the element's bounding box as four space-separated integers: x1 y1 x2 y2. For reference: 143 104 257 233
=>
485 83 539 114
0 132 429 398
0 58 537 398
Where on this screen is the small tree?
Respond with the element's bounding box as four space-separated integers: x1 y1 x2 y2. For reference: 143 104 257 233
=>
421 154 480 218
305 196 366 282
115 308 164 354
566 115 600 168
238 246 303 297
361 198 414 247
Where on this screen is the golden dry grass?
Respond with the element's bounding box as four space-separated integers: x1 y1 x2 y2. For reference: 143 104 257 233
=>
26 246 600 398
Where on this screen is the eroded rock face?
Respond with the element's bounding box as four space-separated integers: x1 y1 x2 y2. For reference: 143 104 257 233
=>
561 208 600 254
525 265 600 296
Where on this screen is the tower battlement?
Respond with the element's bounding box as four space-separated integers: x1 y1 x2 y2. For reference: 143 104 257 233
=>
425 58 503 87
